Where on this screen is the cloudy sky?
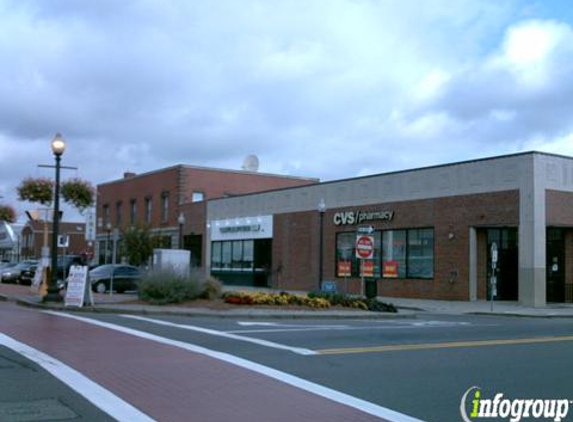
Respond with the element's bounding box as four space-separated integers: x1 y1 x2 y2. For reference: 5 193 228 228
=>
2 0 573 221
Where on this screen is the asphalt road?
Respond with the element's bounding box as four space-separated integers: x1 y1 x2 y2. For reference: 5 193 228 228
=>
87 312 573 422
2 304 573 422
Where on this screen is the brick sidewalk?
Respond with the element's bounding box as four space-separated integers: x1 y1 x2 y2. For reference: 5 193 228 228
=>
0 303 399 422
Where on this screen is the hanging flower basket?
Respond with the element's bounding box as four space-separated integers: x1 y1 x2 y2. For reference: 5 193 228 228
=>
17 177 54 205
61 178 95 211
0 205 16 223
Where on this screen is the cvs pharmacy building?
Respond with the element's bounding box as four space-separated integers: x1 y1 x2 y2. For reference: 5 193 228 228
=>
206 152 573 307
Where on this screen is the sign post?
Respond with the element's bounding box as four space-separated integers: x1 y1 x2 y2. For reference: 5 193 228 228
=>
356 233 374 297
490 242 498 311
110 228 119 296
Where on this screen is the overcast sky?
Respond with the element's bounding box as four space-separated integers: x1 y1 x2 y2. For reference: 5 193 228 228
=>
2 0 573 221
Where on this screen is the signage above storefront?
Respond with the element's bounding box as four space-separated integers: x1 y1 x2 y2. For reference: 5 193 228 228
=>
210 215 273 241
333 210 394 226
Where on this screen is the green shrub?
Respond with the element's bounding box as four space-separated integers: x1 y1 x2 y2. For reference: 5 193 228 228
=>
200 277 223 300
138 270 202 305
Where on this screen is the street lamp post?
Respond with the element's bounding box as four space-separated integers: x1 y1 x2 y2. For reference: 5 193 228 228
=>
178 212 185 249
105 222 112 264
318 198 326 291
44 133 66 303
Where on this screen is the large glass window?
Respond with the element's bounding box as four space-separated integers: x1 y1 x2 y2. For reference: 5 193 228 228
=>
382 230 407 278
212 242 222 270
407 229 434 278
382 228 434 279
221 242 232 269
335 232 381 278
232 241 243 268
243 240 254 270
211 240 256 271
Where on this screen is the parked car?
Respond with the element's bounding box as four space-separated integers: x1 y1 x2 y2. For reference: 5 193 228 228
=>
19 265 37 286
0 263 17 282
56 254 83 280
89 264 142 293
0 261 37 284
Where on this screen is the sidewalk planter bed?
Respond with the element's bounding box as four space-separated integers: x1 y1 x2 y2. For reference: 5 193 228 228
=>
223 292 331 308
308 291 397 313
222 291 397 312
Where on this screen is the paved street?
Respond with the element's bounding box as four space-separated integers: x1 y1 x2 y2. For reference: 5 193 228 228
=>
1 301 573 421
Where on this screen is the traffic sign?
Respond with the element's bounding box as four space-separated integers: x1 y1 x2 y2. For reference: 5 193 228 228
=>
85 210 96 241
57 234 69 248
357 225 375 234
356 235 374 259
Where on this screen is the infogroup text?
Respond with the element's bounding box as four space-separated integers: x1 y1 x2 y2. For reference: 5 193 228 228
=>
460 387 571 422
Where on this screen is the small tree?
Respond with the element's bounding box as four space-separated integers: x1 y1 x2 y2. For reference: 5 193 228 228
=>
0 205 16 223
120 225 154 267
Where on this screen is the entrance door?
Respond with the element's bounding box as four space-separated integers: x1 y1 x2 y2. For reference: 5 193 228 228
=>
254 239 272 287
183 235 203 267
487 228 518 301
547 228 565 303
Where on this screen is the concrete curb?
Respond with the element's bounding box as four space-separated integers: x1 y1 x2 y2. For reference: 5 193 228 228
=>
16 298 413 320
468 311 573 319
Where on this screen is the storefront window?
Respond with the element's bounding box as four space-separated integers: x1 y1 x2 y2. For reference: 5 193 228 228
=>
382 228 434 279
335 232 380 278
243 240 254 270
407 228 434 278
382 230 406 278
232 240 243 268
212 242 222 270
211 240 256 271
221 242 232 269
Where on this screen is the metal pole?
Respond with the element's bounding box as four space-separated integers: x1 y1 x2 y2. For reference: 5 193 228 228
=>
106 229 110 264
179 223 183 249
45 154 62 302
318 209 324 290
110 230 117 296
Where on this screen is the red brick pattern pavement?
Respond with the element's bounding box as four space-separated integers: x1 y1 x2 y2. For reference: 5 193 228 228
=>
0 303 392 422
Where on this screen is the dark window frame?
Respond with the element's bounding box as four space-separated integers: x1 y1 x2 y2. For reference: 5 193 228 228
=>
334 227 435 280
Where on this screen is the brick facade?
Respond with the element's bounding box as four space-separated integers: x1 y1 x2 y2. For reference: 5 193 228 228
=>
97 165 317 266
20 221 88 260
271 190 519 300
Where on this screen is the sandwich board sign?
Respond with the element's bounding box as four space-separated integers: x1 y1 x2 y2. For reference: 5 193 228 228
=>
65 265 93 307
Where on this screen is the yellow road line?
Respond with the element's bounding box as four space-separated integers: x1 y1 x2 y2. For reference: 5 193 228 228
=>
316 336 573 355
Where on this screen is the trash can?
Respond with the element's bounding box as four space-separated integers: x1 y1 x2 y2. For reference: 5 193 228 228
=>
364 279 378 299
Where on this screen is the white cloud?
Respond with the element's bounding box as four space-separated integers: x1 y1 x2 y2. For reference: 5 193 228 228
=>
1 0 573 222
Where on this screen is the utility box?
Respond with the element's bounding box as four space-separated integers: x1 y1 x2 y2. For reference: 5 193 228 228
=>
152 249 191 276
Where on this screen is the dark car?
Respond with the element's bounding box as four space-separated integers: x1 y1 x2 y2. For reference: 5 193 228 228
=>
20 265 37 286
0 261 37 284
89 264 142 293
56 255 83 280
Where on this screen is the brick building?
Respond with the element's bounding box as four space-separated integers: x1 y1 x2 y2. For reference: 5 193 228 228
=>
205 152 573 306
20 221 87 260
96 165 318 265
